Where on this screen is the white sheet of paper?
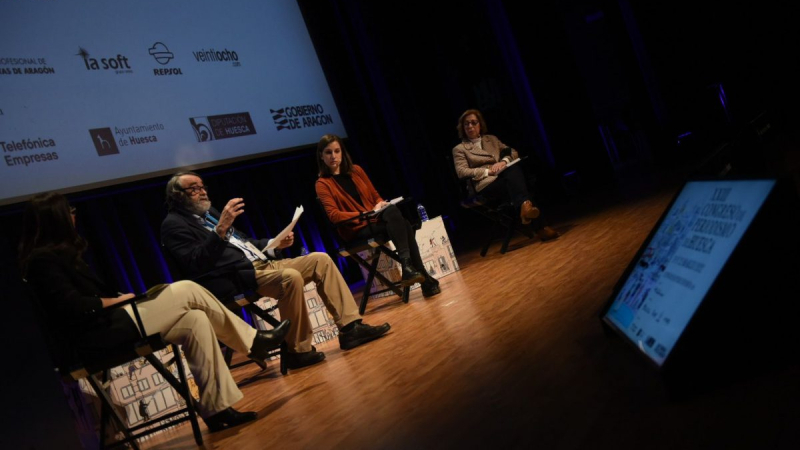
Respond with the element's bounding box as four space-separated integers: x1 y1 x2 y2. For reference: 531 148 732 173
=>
265 206 304 250
374 196 403 213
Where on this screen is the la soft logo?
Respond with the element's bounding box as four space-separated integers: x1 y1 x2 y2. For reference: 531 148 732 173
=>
77 47 131 71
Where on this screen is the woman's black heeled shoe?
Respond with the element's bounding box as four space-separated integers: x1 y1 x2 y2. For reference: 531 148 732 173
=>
203 407 257 432
400 258 425 286
421 277 441 297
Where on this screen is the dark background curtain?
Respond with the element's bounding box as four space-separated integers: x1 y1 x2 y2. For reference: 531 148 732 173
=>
4 0 799 294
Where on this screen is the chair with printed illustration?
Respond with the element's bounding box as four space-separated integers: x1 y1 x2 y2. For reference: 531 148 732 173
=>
315 197 411 315
23 280 204 449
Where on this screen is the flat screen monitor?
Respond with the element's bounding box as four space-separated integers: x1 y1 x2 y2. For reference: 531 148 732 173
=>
0 0 345 206
602 178 776 367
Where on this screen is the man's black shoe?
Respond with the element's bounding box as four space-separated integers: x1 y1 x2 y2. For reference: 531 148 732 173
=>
203 407 257 433
284 349 326 370
421 278 441 297
339 321 391 350
248 319 291 361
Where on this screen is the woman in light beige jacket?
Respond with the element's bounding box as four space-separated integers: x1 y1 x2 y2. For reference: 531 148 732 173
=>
452 109 559 241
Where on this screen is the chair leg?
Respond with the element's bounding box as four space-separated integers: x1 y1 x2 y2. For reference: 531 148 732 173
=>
481 214 502 256
359 288 370 316
402 286 411 303
145 348 203 446
279 341 288 375
346 244 410 313
517 221 535 239
96 376 110 450
374 247 409 297
167 345 203 446
500 217 516 254
472 204 537 256
88 371 140 450
98 384 108 450
223 345 234 367
359 254 381 315
472 207 500 257
480 240 491 257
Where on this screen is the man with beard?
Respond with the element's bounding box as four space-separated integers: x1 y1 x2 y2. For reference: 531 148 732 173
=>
161 172 391 370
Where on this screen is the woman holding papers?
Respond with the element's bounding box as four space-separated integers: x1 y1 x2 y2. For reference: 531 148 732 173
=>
453 109 559 241
315 134 440 296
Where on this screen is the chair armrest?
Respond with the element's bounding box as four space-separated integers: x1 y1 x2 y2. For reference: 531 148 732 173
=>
97 293 152 339
331 210 376 228
331 197 415 229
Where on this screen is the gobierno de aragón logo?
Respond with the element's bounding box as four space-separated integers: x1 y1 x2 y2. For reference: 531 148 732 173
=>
270 104 333 131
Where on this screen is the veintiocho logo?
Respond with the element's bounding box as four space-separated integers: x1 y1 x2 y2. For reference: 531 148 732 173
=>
192 48 241 67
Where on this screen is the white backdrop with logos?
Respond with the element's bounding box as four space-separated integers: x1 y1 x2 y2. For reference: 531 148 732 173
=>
0 0 345 205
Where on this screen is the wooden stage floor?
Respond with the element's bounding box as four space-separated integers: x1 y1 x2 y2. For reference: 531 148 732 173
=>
141 180 800 450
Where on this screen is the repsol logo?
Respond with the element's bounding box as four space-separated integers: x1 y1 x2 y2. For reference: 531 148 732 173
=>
77 47 132 73
149 42 184 76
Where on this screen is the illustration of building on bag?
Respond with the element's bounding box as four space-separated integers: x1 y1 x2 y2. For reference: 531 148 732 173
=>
78 346 197 430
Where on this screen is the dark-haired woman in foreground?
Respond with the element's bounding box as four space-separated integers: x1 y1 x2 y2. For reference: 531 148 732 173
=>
20 192 290 432
315 134 441 297
453 109 559 241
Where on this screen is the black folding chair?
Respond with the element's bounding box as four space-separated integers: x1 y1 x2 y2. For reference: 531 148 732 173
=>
316 197 412 315
458 186 535 256
447 155 535 256
24 281 203 449
161 246 288 375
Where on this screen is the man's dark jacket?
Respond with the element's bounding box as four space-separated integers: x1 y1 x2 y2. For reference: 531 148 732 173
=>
161 207 272 299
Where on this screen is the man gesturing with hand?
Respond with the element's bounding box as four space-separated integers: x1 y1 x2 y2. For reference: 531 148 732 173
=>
161 172 391 370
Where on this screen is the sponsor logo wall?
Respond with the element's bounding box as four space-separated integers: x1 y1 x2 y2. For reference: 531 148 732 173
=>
0 0 345 205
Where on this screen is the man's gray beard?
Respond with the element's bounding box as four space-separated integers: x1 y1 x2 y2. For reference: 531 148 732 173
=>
185 198 211 215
